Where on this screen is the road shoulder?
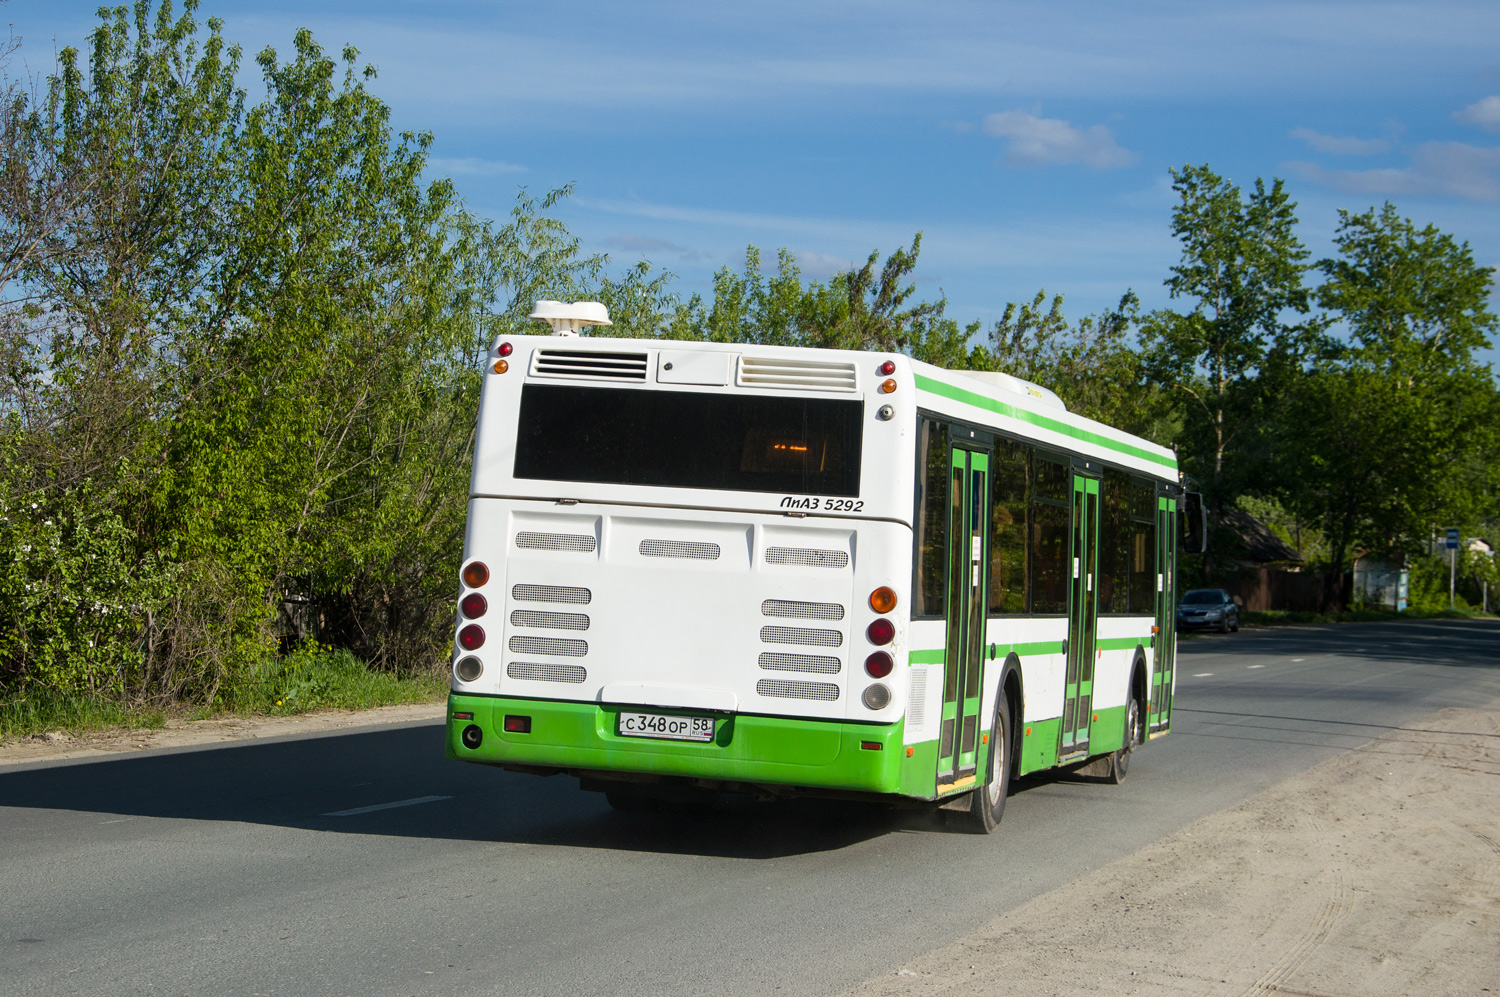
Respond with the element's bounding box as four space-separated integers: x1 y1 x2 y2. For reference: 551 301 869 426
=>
845 700 1500 996
0 702 446 769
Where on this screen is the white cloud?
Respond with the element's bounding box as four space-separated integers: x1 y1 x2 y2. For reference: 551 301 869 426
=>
1454 96 1500 132
982 110 1134 169
1290 127 1389 155
426 156 526 176
1286 141 1500 202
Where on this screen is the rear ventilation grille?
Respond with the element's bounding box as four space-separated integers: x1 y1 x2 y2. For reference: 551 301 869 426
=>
757 678 840 701
765 547 849 569
908 664 929 736
738 356 858 392
760 625 843 647
507 661 588 684
508 635 588 657
512 584 591 605
761 599 844 621
516 531 596 553
639 539 721 560
758 652 841 675
532 349 648 380
510 610 590 631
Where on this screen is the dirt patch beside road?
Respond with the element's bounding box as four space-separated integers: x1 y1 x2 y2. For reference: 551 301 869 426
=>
848 701 1500 997
0 702 446 768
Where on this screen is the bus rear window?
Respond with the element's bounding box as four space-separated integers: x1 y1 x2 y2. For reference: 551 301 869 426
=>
513 384 863 496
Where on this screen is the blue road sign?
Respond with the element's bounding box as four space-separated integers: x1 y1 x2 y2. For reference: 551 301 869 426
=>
1445 528 1460 550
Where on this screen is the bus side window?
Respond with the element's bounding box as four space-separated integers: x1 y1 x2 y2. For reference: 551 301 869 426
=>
1098 470 1129 614
989 440 1029 614
914 419 950 617
1031 456 1070 614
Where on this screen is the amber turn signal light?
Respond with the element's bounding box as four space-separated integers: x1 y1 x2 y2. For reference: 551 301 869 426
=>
462 561 489 587
869 586 897 613
879 378 897 393
493 359 509 374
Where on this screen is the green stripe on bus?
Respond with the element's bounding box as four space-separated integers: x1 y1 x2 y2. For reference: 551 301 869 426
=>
908 648 945 665
1096 636 1147 651
914 373 1178 470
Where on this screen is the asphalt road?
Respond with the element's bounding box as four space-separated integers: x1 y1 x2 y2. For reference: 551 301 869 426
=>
3 619 1497 997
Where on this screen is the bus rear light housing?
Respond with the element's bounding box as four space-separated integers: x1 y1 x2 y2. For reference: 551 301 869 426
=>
454 655 483 682
864 651 894 679
493 359 509 374
462 561 489 588
458 624 485 651
460 593 487 619
504 715 532 733
862 684 892 710
879 379 897 394
497 341 514 357
877 360 896 376
869 587 897 613
866 618 895 645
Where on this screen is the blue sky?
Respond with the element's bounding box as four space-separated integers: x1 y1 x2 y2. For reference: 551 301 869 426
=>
15 0 1500 371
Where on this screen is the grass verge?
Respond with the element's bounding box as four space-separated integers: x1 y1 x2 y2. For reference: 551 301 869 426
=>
1 646 447 741
1241 606 1495 627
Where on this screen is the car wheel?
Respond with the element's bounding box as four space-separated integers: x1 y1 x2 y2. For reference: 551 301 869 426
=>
1218 615 1230 633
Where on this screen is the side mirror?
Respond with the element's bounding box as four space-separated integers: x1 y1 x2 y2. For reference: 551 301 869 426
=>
1181 492 1206 554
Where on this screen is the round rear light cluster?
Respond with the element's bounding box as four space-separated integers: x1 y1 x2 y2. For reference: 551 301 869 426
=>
862 684 892 710
869 587 897 614
455 655 483 682
866 618 895 645
460 592 487 619
458 624 485 651
877 360 896 376
462 561 489 587
498 342 513 357
864 651 893 679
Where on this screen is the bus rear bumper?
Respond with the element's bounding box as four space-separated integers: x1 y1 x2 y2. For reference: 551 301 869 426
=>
445 693 905 795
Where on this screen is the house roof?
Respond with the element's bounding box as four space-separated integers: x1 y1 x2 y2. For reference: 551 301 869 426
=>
1219 510 1304 564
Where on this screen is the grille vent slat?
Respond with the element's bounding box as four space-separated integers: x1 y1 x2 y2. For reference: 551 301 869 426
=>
639 539 721 560
757 678 840 701
738 356 858 392
512 584 592 605
516 531 596 553
761 599 844 621
508 635 588 657
507 661 588 684
909 664 929 735
533 349 648 380
758 652 841 675
765 547 849 569
760 625 843 647
510 609 590 631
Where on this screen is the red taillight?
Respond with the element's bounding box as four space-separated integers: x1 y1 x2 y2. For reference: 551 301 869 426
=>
504 715 531 733
462 561 489 587
877 360 896 376
458 624 485 651
866 618 895 645
865 651 894 678
460 592 487 619
498 341 514 357
860 740 882 751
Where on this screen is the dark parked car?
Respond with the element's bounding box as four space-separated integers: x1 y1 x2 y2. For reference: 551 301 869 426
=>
1177 588 1240 632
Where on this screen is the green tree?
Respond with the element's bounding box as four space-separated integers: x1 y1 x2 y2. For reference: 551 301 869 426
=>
1276 203 1500 589
1139 164 1312 511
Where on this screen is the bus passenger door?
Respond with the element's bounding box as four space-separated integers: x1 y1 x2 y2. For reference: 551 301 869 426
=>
1150 496 1177 733
937 447 990 790
1061 473 1099 756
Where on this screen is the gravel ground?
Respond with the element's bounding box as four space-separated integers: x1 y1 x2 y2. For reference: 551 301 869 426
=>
842 699 1500 996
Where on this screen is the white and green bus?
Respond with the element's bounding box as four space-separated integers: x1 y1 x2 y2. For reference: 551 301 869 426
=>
446 301 1184 831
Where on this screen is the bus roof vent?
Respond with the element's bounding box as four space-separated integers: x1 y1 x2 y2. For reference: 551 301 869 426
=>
737 355 858 392
529 300 612 336
532 349 648 381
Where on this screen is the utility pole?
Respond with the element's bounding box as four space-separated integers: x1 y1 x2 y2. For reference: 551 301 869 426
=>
1446 528 1460 610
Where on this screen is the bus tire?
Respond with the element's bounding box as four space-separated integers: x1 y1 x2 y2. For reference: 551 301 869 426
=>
1108 694 1142 785
968 694 1012 834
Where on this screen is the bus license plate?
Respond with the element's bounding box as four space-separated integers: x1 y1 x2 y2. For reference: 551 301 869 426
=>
618 712 715 742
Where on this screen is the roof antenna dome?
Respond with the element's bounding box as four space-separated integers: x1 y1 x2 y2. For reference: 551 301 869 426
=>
528 300 612 337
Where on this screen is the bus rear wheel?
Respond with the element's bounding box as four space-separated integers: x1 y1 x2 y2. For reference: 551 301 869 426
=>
1108 696 1142 785
967 694 1012 834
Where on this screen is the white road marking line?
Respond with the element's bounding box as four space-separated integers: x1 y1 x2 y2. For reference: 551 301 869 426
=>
323 795 451 817
1291 658 1305 662
1193 672 1213 677
1248 664 1265 669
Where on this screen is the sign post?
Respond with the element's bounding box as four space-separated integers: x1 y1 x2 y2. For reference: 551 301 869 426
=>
1446 528 1460 609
